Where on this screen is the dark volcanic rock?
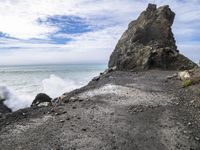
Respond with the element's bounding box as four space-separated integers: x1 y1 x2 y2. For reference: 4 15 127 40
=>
108 4 197 71
31 93 52 107
0 99 11 114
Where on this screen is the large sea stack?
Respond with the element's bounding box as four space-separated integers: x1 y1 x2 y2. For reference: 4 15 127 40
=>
109 4 197 71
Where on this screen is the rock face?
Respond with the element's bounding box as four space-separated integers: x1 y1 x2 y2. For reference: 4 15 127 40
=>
108 4 197 71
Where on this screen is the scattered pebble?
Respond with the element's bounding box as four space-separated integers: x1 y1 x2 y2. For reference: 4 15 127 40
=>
112 146 118 149
110 112 114 115
59 120 65 123
190 100 195 104
72 106 77 109
174 102 179 105
81 128 87 131
195 137 200 141
62 111 67 114
78 99 84 102
183 130 188 134
70 97 77 102
22 113 26 116
55 113 59 116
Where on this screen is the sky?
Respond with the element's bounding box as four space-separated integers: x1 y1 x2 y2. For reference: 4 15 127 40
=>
0 0 199 65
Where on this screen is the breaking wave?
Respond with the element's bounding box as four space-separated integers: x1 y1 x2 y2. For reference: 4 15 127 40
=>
1 74 85 111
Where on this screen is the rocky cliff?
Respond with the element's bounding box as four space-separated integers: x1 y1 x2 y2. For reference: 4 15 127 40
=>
109 4 197 71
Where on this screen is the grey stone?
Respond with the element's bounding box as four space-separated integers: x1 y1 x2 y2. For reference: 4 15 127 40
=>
108 4 197 71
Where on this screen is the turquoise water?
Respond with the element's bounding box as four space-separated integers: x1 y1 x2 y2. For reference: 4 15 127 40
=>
0 64 107 111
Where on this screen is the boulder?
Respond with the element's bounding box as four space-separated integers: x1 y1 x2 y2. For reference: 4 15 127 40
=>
31 93 52 107
108 4 197 71
178 71 191 81
0 86 12 114
0 99 12 114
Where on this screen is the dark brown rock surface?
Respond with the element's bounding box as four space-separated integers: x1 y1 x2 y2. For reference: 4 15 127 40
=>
109 4 197 71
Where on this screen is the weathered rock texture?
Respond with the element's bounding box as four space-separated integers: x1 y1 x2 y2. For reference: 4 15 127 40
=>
109 4 197 71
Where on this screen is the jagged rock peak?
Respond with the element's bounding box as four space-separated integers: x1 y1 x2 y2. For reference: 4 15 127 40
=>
108 4 197 71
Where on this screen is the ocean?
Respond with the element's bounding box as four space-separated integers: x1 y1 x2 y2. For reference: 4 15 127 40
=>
0 64 106 111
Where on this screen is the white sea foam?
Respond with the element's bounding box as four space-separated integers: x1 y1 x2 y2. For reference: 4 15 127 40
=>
0 64 106 111
0 85 33 111
1 74 84 111
42 74 82 98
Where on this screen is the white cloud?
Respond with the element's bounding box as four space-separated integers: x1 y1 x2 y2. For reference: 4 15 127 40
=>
0 0 199 65
0 0 145 39
0 26 124 65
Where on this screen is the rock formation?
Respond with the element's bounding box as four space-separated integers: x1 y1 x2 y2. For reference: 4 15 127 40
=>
0 99 11 114
31 93 52 107
108 4 197 71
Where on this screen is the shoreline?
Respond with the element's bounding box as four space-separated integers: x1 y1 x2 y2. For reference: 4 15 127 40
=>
0 70 200 149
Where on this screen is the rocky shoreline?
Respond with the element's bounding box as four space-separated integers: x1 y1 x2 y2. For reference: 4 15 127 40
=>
0 3 200 150
0 70 200 149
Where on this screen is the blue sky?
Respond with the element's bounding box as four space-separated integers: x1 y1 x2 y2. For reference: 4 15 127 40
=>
0 0 199 65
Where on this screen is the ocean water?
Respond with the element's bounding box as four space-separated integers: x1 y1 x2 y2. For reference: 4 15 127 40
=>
0 64 106 111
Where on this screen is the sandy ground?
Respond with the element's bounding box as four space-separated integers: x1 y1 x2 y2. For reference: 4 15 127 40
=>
0 70 200 150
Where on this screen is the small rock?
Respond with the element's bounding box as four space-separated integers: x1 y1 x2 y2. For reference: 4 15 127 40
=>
81 128 87 131
195 137 200 141
70 97 77 102
175 102 179 105
62 111 67 114
167 73 177 79
72 106 77 109
55 113 59 116
112 146 118 150
37 102 52 107
22 113 26 116
110 112 114 115
92 76 100 81
78 99 83 102
59 120 65 123
190 100 195 104
183 130 188 134
66 117 70 120
188 122 192 126
178 71 191 81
